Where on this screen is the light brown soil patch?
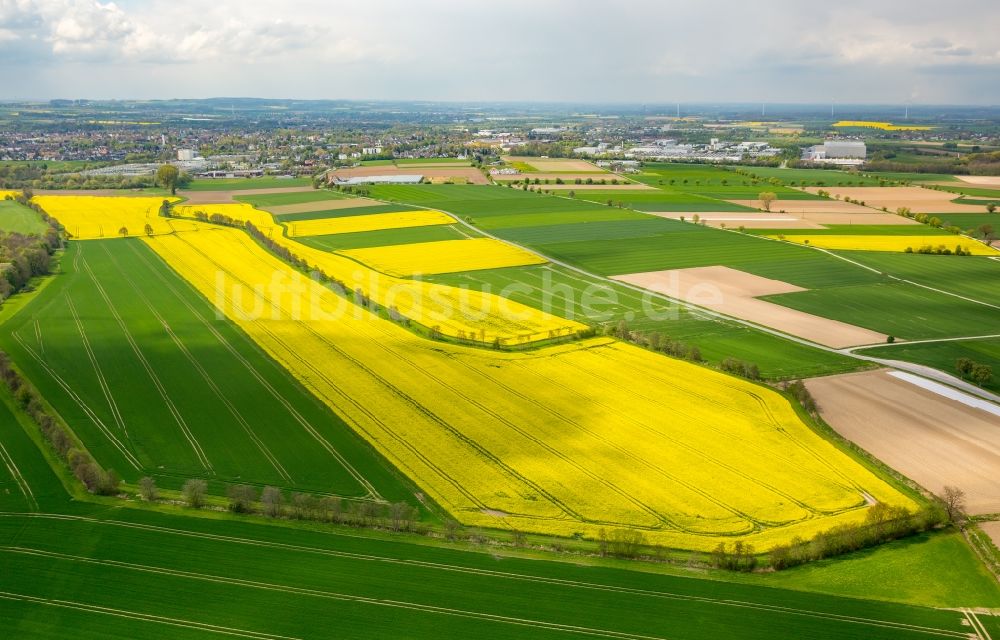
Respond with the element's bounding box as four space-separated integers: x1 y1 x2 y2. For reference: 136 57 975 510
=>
806 369 1000 515
179 187 315 204
801 186 987 213
537 183 655 191
979 522 1000 548
644 211 827 229
730 199 875 215
612 266 887 348
503 156 605 172
266 198 382 215
328 166 488 185
955 176 1000 186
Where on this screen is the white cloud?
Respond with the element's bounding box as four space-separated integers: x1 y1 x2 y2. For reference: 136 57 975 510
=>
0 0 997 103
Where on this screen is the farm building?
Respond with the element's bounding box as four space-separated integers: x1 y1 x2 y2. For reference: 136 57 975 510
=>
332 174 424 185
802 140 867 165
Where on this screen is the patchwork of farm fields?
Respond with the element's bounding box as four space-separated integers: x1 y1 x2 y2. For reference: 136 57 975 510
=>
0 240 411 501
139 225 916 550
4 180 1000 636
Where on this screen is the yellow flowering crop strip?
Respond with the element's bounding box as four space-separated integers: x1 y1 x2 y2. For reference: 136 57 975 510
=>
285 210 454 238
172 203 280 234
832 120 933 131
342 238 546 276
771 234 1000 256
164 199 574 343
143 227 916 551
32 195 192 239
0 190 21 200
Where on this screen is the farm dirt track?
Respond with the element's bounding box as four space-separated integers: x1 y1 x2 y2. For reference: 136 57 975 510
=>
801 186 988 213
328 166 489 185
805 369 1000 515
267 197 383 214
612 266 888 348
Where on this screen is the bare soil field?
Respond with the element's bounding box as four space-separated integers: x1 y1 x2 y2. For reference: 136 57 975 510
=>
979 521 1000 548
179 187 315 204
801 186 988 213
806 369 1000 515
503 156 605 172
328 166 489 185
955 175 1000 186
612 265 887 348
645 211 827 229
730 199 877 214
266 197 383 215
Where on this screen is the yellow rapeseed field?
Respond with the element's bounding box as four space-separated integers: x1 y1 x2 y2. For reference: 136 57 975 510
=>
832 120 933 131
172 203 279 234
149 197 575 343
32 195 195 239
772 234 1000 256
284 210 454 237
144 227 916 551
0 190 21 200
342 238 546 276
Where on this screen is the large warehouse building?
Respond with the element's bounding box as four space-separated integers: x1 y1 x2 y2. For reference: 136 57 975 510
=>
802 140 867 166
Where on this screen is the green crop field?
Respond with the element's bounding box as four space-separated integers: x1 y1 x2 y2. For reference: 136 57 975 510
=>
273 203 419 222
839 252 1000 307
0 240 413 503
184 177 312 191
300 224 474 250
865 172 959 183
736 167 884 186
765 280 1000 340
0 199 47 234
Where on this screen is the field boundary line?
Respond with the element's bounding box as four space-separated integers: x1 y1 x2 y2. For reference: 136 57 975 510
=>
0 589 299 639
0 514 970 638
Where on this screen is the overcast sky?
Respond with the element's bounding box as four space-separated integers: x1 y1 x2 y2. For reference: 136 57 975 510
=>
0 0 997 104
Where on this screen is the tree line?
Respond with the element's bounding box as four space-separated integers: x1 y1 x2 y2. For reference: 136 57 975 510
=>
0 192 62 302
0 351 120 495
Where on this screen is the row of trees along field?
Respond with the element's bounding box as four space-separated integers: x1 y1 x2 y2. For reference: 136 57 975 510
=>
0 193 62 301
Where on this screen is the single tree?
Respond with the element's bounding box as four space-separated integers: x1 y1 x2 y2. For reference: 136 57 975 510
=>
182 478 208 509
144 223 154 236
758 191 777 212
226 484 257 513
156 164 180 195
261 485 283 517
971 363 993 387
987 203 996 214
138 476 158 501
940 486 967 523
118 226 129 237
159 199 173 217
977 224 996 246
